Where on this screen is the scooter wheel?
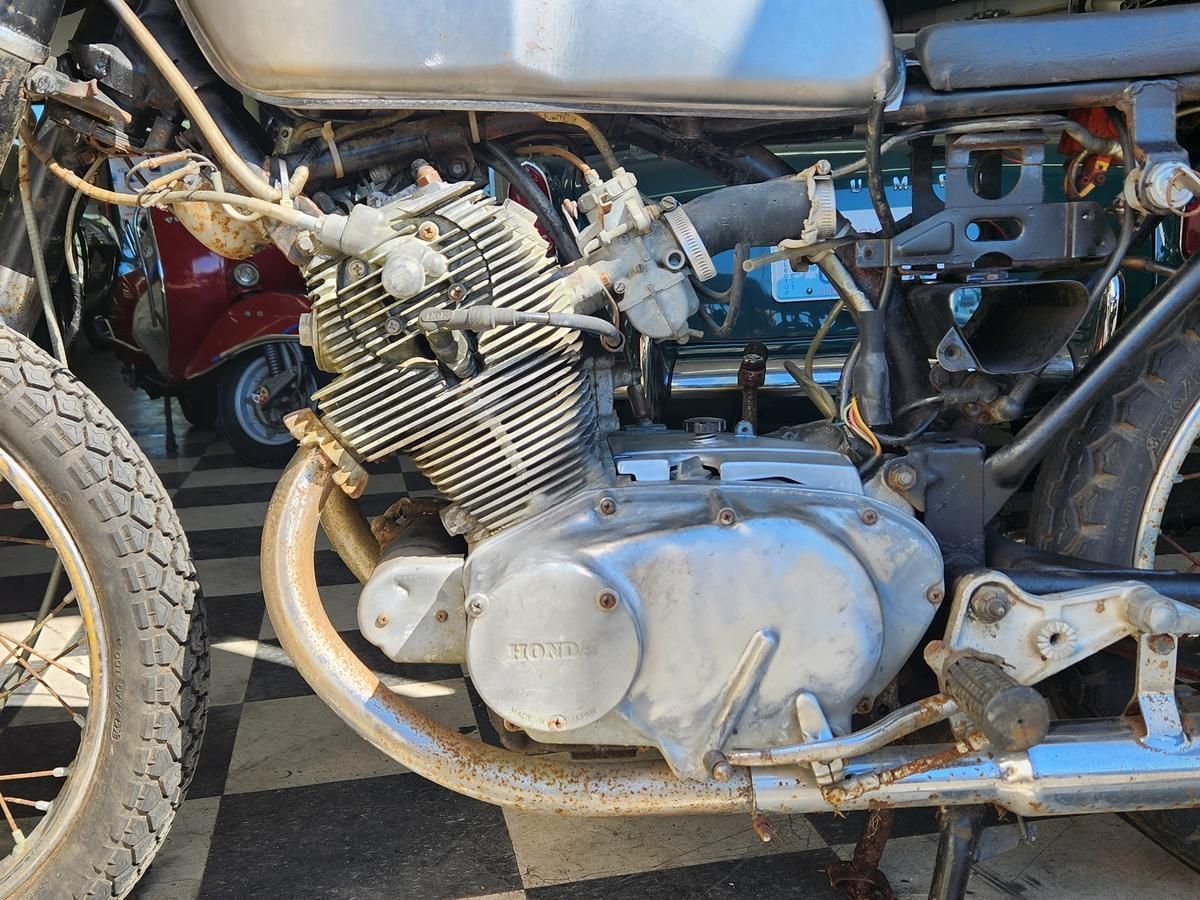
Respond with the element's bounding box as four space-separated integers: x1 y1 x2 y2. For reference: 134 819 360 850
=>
217 348 300 467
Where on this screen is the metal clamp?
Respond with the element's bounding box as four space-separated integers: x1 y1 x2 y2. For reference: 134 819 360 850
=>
661 200 717 282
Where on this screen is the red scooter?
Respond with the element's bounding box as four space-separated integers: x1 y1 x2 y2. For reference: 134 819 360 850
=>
97 204 316 465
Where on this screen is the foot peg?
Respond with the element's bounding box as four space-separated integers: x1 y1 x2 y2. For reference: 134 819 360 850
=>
934 649 1050 752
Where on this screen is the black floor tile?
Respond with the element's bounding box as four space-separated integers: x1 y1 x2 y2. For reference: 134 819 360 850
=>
187 703 242 799
199 773 521 899
203 591 266 643
189 526 264 561
194 452 282 471
172 481 279 508
525 847 843 899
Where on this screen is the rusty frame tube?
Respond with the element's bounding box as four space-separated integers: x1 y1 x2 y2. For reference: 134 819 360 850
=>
261 447 754 815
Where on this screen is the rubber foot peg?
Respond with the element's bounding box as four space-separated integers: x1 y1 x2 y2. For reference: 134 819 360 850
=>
943 655 1050 752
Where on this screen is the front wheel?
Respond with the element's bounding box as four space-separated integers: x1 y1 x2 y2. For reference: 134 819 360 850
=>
217 343 313 467
0 327 207 899
1030 309 1200 871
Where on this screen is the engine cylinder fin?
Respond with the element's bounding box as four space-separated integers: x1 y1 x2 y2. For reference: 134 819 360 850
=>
307 183 607 537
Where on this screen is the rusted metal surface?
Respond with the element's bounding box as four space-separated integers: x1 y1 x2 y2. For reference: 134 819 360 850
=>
726 694 957 767
320 488 379 585
737 341 768 432
821 741 978 806
259 446 756 815
827 808 895 900
169 196 269 260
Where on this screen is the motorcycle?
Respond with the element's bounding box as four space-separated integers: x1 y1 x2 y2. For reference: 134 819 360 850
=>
2 1 1200 898
100 196 317 465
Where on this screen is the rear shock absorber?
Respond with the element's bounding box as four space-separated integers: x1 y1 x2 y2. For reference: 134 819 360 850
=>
263 342 287 376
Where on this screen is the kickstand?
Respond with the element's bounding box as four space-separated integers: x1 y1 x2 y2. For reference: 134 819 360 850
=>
828 808 895 900
927 805 986 900
163 397 178 456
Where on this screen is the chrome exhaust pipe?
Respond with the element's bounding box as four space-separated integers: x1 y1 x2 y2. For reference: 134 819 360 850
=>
261 447 754 815
263 446 1200 817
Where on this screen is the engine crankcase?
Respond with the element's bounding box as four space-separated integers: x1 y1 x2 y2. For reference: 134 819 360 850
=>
462 479 944 781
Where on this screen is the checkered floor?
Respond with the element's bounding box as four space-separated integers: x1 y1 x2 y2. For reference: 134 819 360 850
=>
8 346 1200 899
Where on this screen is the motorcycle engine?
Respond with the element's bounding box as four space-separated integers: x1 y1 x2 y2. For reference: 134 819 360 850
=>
303 171 944 780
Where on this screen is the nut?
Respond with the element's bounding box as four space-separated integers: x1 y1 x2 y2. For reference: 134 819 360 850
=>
547 715 567 731
717 507 737 526
597 497 617 516
860 508 879 526
434 609 449 623
374 614 390 629
885 462 918 491
417 221 439 241
465 594 488 618
926 585 945 605
969 589 1011 624
597 590 619 610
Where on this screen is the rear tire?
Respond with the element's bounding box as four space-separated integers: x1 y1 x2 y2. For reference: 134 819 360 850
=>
1029 306 1200 871
0 327 208 899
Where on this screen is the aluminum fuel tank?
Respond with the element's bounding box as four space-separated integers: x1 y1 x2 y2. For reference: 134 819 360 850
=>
177 0 897 117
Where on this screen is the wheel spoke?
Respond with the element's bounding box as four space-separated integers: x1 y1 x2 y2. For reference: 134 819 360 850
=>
1 653 84 727
0 632 86 682
0 591 77 673
1158 531 1200 572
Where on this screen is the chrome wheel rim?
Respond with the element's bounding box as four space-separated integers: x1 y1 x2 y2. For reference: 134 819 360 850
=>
233 355 294 447
0 447 107 891
1135 397 1200 571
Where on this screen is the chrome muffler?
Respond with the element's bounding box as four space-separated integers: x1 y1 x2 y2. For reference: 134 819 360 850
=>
262 446 1200 817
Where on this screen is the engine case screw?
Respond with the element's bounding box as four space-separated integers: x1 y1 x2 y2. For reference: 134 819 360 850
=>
926 585 945 605
547 715 567 731
969 589 1011 623
418 221 440 241
345 258 368 280
447 283 467 303
884 462 918 491
465 594 488 618
597 590 619 610
717 507 737 526
383 317 403 336
434 609 449 623
660 195 679 212
860 508 879 526
597 496 617 516
374 614 390 629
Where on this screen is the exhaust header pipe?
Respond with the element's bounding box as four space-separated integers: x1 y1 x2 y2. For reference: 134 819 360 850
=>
262 446 1200 817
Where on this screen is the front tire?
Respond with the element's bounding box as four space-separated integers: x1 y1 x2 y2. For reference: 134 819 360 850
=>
0 327 207 899
1030 308 1200 871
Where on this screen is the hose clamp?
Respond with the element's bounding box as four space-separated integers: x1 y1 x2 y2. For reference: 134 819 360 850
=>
660 200 717 282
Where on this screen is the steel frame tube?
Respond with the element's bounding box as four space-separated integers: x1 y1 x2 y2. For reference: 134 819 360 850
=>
261 447 753 815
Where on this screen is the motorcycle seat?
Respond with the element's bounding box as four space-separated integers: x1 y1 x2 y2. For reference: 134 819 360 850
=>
916 5 1200 92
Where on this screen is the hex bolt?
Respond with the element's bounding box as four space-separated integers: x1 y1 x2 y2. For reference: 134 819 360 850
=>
717 507 737 526
434 609 449 623
926 585 945 605
448 284 467 303
417 221 439 241
295 232 316 255
969 589 1011 624
1148 634 1177 656
597 590 619 611
345 258 368 280
704 750 734 782
860 508 879 526
465 594 488 618
885 462 918 491
598 496 617 516
374 614 390 629
547 715 567 731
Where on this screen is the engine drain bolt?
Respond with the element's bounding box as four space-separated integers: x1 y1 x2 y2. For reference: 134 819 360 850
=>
597 590 619 610
717 507 737 526
926 585 945 605
547 715 567 731
466 594 488 618
598 496 617 516
435 610 449 623
374 614 390 629
860 508 879 526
